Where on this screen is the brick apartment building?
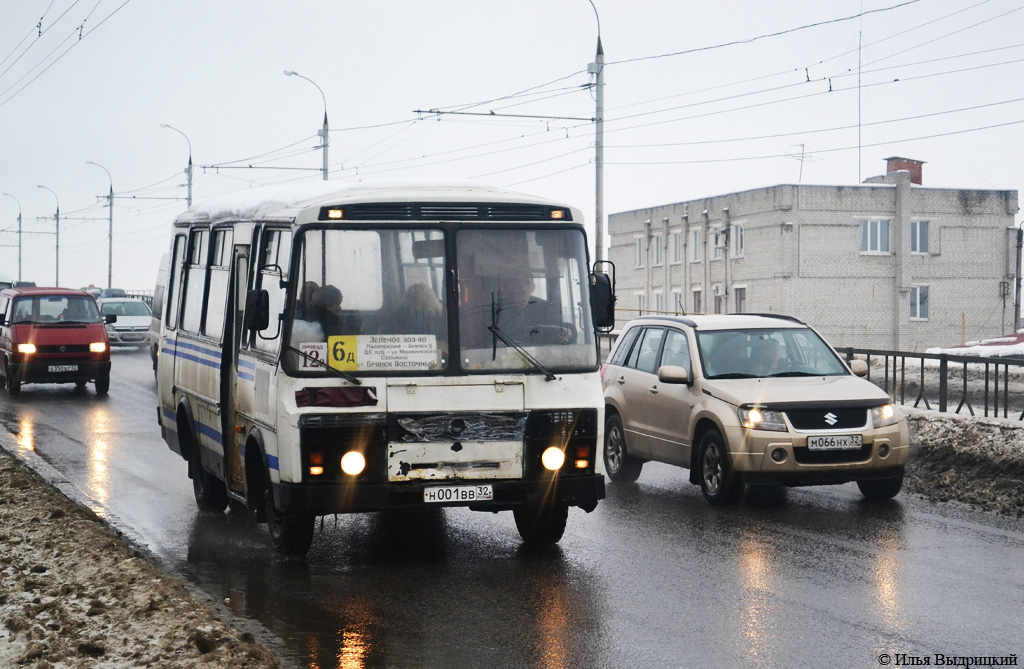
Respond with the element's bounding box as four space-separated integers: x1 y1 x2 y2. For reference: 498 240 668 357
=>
607 158 1020 351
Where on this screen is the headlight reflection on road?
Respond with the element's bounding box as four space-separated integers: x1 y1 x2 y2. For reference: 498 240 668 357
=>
738 537 777 663
85 405 112 510
17 416 35 454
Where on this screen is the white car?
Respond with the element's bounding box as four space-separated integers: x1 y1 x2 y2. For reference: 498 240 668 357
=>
97 298 153 348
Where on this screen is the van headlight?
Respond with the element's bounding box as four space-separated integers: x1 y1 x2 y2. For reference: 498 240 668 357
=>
871 404 901 428
738 406 787 431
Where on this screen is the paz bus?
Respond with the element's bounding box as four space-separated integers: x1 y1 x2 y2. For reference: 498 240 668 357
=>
156 182 616 556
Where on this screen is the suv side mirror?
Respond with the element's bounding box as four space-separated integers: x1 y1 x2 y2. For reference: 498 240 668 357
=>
104 314 118 325
848 359 868 377
657 365 690 385
244 289 270 331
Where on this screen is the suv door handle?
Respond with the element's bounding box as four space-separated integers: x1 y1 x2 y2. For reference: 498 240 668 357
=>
648 385 659 395
616 376 626 385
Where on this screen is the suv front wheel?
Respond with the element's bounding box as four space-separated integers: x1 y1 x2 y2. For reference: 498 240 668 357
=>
604 412 644 482
698 428 743 505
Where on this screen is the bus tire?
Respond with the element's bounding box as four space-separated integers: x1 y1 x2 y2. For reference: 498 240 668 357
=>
190 446 228 512
265 489 315 557
513 502 568 546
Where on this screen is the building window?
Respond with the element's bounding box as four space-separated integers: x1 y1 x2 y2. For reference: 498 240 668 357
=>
654 292 664 313
652 237 663 267
731 225 744 258
733 286 746 313
673 290 684 314
910 285 929 320
860 219 890 254
635 237 645 268
714 294 724 314
690 230 702 262
692 288 702 314
636 293 646 316
911 220 929 254
671 232 683 264
712 229 725 260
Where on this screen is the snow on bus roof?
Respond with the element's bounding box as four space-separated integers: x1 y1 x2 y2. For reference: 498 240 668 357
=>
182 180 565 223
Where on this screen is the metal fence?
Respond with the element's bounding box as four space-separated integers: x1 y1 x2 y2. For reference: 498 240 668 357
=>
842 347 1024 421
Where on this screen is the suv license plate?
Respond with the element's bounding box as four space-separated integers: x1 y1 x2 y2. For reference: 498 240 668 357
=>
48 364 78 373
807 434 862 451
423 484 493 504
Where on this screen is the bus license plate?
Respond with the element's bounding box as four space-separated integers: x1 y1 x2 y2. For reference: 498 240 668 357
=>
48 364 78 373
423 484 493 504
807 434 862 451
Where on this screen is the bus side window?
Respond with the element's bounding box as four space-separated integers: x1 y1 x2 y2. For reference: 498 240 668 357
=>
165 235 186 330
203 228 233 341
252 228 291 355
180 229 209 334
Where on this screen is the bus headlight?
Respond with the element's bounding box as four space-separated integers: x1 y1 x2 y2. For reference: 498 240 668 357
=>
340 451 366 476
541 446 565 471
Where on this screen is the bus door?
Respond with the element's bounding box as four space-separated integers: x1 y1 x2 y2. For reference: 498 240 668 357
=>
157 233 187 445
223 242 251 494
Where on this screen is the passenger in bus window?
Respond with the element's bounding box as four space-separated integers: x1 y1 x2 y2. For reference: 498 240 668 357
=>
294 281 319 321
313 284 360 336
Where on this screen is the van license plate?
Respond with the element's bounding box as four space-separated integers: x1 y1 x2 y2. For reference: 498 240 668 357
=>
807 434 862 451
423 484 493 503
48 365 78 373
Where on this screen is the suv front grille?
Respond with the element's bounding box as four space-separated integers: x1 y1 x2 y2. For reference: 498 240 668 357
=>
785 407 867 431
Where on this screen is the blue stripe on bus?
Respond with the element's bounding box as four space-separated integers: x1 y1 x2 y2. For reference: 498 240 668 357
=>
237 371 254 382
169 349 221 370
173 339 222 359
238 358 256 370
162 406 176 422
267 454 279 471
196 420 224 446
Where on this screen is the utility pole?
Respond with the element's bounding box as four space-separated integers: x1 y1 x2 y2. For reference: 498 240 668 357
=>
37 185 59 286
589 36 605 263
1015 224 1022 331
1 193 21 281
86 161 114 288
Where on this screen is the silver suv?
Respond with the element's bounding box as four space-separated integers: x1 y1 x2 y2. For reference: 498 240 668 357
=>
601 314 909 504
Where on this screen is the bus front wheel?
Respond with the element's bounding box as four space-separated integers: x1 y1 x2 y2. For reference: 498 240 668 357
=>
513 502 568 546
265 490 315 557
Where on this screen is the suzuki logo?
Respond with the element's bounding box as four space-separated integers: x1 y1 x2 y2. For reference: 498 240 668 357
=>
823 412 838 426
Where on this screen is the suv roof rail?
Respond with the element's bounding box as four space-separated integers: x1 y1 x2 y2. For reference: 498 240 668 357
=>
740 312 806 324
632 314 698 327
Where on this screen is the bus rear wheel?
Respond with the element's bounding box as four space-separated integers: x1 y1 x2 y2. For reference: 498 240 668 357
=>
265 490 315 557
190 448 228 512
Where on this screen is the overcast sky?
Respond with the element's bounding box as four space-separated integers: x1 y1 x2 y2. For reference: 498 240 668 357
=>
1 0 1021 291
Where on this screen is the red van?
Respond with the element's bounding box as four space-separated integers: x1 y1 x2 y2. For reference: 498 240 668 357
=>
0 287 113 396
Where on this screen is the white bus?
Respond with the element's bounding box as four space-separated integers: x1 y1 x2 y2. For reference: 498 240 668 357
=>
156 182 616 556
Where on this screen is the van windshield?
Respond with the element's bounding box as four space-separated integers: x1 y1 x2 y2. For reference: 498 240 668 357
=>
12 295 102 325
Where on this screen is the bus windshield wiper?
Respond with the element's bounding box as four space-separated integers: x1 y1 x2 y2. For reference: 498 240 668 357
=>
487 293 556 382
284 345 361 385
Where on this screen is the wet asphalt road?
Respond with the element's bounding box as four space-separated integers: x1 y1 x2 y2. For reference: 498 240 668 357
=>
1 350 1022 668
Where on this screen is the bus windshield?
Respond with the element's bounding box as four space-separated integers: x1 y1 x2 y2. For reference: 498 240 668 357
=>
282 226 596 375
456 228 597 373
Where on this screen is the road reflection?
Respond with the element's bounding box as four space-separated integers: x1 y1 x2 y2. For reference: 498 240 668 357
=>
85 405 112 509
184 508 602 668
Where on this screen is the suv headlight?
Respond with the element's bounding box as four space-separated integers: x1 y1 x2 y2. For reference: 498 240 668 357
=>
738 406 787 431
871 403 901 428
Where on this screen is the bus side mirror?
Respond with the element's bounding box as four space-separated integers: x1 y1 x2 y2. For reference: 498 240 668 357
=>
244 289 270 331
590 263 616 332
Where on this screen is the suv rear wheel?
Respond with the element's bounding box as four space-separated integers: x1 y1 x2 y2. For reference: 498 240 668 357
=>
698 429 743 505
604 413 644 482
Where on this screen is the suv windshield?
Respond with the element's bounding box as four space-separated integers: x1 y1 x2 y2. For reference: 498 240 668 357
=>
100 300 151 317
697 327 848 379
12 295 102 325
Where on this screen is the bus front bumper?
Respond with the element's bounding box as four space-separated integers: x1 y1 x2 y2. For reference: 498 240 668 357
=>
272 474 606 515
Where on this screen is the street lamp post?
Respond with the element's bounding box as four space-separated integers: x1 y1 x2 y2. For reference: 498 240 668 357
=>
161 123 193 206
1 193 21 281
86 161 114 288
284 70 329 180
37 185 59 286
